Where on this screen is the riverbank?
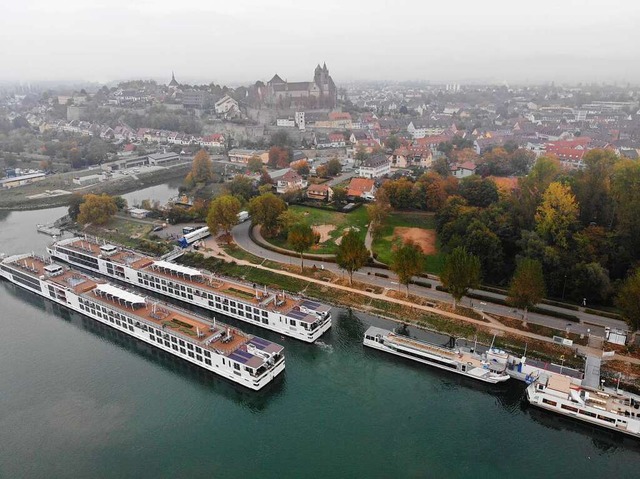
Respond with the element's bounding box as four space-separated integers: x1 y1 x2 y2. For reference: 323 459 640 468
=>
0 163 190 211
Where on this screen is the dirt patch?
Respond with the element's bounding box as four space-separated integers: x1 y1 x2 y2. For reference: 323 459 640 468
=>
393 227 437 255
313 224 336 243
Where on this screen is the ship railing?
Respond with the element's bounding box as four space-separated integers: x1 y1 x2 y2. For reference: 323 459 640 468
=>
87 294 225 352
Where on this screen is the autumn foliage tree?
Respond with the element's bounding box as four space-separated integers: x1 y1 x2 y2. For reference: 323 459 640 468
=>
390 240 426 297
268 146 291 169
336 229 370 285
247 155 264 173
535 181 579 249
190 149 214 184
248 193 287 237
77 194 117 225
440 246 481 309
616 267 640 331
287 223 315 272
507 258 546 322
206 194 241 242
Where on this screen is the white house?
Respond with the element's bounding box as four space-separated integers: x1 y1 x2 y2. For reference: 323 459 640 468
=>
451 161 477 178
358 154 391 179
273 169 308 194
215 95 239 116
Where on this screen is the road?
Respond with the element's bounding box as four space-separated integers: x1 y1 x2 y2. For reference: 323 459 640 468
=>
232 221 628 338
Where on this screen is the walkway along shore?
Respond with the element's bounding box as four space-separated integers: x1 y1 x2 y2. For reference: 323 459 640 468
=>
201 235 640 367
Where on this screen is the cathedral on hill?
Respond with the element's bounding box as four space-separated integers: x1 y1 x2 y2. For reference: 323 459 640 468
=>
265 63 337 109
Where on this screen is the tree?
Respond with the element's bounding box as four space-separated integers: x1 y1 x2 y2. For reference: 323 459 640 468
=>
432 156 450 177
385 135 401 152
291 160 310 176
77 194 117 225
458 175 499 207
336 229 370 285
355 145 369 166
535 181 579 249
390 241 425 296
616 267 640 331
191 149 214 184
287 223 315 272
316 165 328 178
268 146 290 168
332 186 347 205
206 194 241 242
507 258 546 322
440 246 481 309
573 149 617 226
248 193 287 236
326 158 342 176
247 155 264 173
225 174 254 202
68 193 85 221
113 196 128 210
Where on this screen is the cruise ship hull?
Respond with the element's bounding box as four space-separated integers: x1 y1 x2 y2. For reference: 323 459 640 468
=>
48 241 331 343
0 258 284 391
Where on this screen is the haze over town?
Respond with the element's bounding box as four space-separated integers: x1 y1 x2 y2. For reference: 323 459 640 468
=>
2 0 640 85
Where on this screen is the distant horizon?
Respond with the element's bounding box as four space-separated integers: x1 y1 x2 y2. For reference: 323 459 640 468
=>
2 0 639 88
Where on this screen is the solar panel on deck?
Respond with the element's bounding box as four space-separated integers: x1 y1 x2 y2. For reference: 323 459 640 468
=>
300 300 320 309
229 351 249 364
287 310 308 320
250 337 270 348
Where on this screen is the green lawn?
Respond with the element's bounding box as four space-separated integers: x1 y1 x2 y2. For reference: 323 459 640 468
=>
267 205 369 255
371 211 445 274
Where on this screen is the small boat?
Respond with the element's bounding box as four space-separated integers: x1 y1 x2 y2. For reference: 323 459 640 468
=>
363 326 510 384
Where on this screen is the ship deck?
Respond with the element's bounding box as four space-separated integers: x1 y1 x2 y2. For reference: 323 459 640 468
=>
59 237 307 315
85 290 249 355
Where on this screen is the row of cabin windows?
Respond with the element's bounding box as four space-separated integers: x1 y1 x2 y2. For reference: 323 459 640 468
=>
148 334 213 365
9 269 42 290
62 248 99 269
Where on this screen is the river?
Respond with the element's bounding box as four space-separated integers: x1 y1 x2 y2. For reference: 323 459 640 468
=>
1 183 640 478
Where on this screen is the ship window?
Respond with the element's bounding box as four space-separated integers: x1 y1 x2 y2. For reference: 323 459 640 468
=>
579 410 597 418
195 347 202 354
262 311 267 317
150 335 155 341
129 326 134 332
171 337 177 343
196 355 202 362
262 318 268 324
172 345 178 351
290 319 296 327
542 399 557 406
561 405 578 413
204 351 211 358
180 348 186 354
187 343 193 350
598 415 616 424
188 351 194 358
233 363 240 371
205 359 211 366
179 340 185 346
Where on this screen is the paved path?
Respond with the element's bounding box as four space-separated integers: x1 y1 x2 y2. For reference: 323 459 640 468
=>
212 230 640 365
232 221 629 337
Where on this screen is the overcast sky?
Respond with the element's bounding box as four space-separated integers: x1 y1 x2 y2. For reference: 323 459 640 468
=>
1 0 639 86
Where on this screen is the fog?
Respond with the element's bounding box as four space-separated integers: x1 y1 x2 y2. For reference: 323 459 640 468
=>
2 0 639 85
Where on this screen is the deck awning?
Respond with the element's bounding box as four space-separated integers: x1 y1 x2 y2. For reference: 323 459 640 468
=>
94 284 146 306
152 260 202 278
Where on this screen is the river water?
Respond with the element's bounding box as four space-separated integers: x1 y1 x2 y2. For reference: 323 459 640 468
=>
1 183 640 478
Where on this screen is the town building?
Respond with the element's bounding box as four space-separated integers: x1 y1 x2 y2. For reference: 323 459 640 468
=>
347 178 376 200
358 153 391 179
148 152 182 167
73 174 104 186
273 169 308 194
227 149 269 164
0 172 46 189
265 64 337 109
306 183 333 202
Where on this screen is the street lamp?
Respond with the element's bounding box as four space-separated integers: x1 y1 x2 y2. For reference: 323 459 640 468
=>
559 354 565 375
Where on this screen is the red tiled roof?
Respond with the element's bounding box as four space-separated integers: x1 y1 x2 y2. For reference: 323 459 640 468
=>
347 178 375 197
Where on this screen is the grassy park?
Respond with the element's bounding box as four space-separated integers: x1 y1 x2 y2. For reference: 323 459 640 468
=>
371 211 445 274
266 204 369 255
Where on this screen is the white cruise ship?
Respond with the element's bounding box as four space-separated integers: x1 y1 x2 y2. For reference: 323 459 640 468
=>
526 374 640 438
0 253 285 390
363 326 510 384
48 236 331 342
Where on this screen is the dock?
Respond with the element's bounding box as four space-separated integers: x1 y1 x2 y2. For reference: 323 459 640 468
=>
36 224 63 236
